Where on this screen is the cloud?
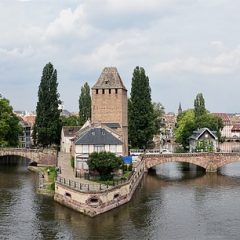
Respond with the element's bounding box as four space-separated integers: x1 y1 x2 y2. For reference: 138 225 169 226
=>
153 45 240 75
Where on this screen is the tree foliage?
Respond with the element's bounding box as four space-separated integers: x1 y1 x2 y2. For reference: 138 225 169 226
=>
0 95 22 147
87 151 123 180
194 93 206 118
33 62 61 147
175 93 223 150
61 115 80 126
152 102 165 135
79 82 91 126
175 109 196 149
128 66 155 149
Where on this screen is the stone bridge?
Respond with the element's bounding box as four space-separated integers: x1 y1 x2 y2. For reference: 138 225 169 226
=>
143 152 240 172
0 148 58 165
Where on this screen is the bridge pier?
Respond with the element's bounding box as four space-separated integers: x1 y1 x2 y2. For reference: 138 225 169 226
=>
206 161 218 173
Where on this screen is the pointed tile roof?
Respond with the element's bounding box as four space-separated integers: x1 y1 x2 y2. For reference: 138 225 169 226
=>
92 67 127 90
189 128 218 140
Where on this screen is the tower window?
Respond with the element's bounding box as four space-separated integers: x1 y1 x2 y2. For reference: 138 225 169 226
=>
96 89 98 94
102 89 105 94
115 89 118 94
109 89 111 94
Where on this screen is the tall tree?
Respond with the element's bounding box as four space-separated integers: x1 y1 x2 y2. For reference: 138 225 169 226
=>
33 62 61 146
128 66 155 149
194 93 206 118
79 82 91 126
152 102 165 135
0 95 22 147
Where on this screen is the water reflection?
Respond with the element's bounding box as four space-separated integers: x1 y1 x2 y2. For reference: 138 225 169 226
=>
1 158 240 239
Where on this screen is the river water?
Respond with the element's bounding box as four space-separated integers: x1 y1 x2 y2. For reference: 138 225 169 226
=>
1 157 240 240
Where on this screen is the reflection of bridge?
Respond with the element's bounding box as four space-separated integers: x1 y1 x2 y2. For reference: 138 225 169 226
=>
143 152 240 172
0 148 57 165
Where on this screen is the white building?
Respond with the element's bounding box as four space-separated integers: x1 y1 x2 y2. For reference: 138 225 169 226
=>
73 124 123 173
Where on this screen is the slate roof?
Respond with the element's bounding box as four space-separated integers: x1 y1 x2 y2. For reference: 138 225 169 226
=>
92 67 127 90
63 126 81 137
75 127 123 145
189 128 218 140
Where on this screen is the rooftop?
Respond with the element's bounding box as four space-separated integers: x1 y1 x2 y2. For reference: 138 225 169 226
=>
92 67 127 90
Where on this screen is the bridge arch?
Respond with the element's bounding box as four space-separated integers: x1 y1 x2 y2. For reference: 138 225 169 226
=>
144 154 208 170
143 152 240 172
0 148 57 166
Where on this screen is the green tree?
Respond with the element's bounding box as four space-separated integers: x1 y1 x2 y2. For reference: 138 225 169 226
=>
152 102 165 135
79 82 91 126
87 151 123 180
0 95 22 147
194 93 206 118
61 115 80 126
128 66 155 149
175 109 195 149
175 93 224 150
33 62 61 147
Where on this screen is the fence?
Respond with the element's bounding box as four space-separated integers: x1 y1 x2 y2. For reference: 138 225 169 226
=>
56 176 128 192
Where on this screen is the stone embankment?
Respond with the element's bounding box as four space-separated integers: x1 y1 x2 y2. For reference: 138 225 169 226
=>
54 159 145 217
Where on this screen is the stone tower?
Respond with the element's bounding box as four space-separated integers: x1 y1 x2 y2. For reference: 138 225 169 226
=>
91 67 128 155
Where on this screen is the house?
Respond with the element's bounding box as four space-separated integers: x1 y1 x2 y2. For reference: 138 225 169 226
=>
61 126 81 153
189 128 218 152
73 123 123 173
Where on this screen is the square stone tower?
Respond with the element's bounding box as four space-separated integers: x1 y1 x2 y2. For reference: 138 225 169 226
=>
91 67 128 155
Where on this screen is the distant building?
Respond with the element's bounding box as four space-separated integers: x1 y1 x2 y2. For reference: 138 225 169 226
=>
162 112 177 141
18 120 31 148
189 128 218 152
213 113 240 141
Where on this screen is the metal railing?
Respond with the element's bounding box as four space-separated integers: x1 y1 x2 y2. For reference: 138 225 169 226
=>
56 176 128 192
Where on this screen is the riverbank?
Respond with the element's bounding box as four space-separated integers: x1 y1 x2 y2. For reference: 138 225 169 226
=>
28 166 56 197
54 158 145 217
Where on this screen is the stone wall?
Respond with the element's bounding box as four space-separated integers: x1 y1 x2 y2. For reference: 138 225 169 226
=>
0 148 57 165
54 159 145 217
144 152 240 172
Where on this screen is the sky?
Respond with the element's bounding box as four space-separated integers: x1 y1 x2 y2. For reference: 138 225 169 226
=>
1 0 240 113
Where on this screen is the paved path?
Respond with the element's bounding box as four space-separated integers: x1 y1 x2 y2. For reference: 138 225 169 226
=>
56 152 115 192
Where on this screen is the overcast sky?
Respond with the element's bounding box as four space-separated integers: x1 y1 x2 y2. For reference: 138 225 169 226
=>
1 0 240 113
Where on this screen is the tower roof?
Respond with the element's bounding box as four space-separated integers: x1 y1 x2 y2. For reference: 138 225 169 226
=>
92 67 127 90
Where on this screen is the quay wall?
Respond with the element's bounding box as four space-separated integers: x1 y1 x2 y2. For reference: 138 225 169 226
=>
54 159 145 217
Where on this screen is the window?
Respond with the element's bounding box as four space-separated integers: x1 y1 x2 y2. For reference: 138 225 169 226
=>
115 89 118 94
110 145 117 153
94 145 105 152
96 89 98 94
82 145 89 153
102 89 105 94
109 89 111 94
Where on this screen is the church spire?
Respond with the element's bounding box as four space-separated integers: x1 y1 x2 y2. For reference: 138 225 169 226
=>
178 102 182 115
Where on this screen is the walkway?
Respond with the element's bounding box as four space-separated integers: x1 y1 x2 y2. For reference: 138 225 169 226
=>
57 152 110 191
